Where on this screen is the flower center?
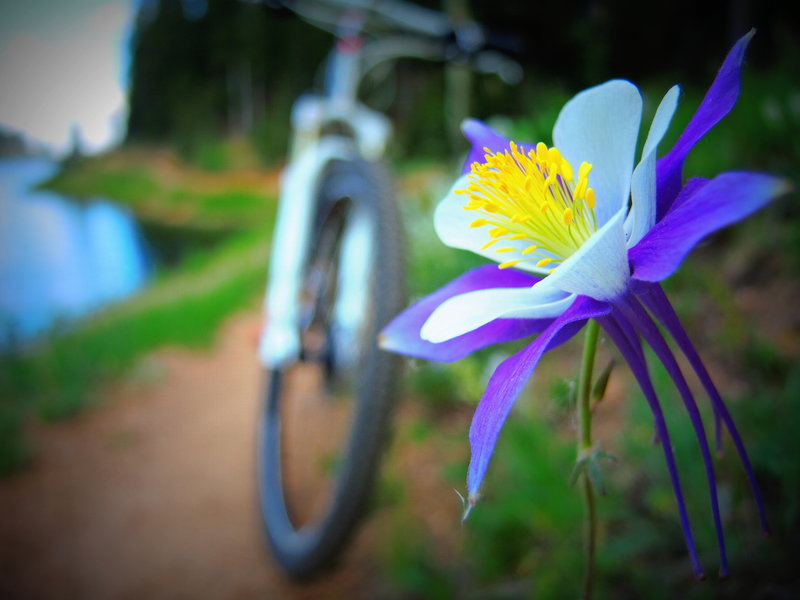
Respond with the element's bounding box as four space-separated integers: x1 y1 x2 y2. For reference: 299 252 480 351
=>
457 141 598 271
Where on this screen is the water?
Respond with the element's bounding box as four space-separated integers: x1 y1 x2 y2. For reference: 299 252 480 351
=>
0 157 150 349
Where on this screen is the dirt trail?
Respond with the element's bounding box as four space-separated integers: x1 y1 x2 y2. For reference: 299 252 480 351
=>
0 311 441 600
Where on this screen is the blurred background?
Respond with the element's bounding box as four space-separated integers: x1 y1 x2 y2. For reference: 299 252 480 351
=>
1 0 799 598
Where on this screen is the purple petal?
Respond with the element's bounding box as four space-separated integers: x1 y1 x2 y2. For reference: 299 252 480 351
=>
664 176 710 214
617 295 728 578
656 30 754 219
460 119 537 175
639 283 770 534
634 276 722 450
630 172 788 283
599 312 705 579
461 119 513 174
379 265 544 362
467 296 610 499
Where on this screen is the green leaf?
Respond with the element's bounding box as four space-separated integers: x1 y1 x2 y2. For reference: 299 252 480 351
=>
591 358 615 405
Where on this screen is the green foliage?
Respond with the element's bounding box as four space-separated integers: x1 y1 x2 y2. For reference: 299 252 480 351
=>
249 89 294 166
383 513 456 600
407 355 490 412
39 151 277 232
595 340 800 599
383 334 800 599
667 69 800 182
548 376 576 414
462 412 584 596
122 0 800 168
0 355 33 474
202 189 263 215
126 0 329 154
181 137 233 171
41 165 159 206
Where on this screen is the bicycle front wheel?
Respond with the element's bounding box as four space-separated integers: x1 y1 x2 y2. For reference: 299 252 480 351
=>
258 159 405 578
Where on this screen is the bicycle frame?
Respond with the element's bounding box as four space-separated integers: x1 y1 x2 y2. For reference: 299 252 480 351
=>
259 9 391 369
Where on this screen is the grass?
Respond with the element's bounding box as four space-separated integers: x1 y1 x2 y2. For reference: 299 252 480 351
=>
38 144 278 232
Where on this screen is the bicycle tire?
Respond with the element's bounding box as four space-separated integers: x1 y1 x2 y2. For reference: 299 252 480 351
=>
258 158 406 578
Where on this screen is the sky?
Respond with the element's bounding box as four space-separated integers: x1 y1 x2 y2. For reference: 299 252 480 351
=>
0 0 133 155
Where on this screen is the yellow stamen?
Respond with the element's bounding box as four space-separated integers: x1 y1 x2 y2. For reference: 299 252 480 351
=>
586 188 596 210
458 142 599 271
536 142 548 160
574 178 588 199
499 260 521 269
560 159 574 181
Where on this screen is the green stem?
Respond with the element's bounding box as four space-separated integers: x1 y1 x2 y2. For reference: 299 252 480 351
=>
577 319 600 600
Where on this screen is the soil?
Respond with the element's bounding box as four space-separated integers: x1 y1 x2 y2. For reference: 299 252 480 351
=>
0 311 465 600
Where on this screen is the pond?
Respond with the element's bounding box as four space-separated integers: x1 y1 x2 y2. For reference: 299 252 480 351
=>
0 157 150 350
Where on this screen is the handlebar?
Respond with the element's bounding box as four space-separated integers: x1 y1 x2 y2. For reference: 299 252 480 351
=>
271 0 451 37
259 0 523 83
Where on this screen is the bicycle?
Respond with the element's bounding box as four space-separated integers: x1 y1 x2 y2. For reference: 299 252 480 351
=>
255 0 521 578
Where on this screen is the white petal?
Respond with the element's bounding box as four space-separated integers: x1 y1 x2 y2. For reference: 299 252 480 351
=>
553 80 642 227
626 85 681 246
420 281 575 343
434 175 554 276
545 209 629 301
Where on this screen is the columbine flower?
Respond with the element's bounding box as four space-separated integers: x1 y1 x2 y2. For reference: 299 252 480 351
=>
380 31 788 579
